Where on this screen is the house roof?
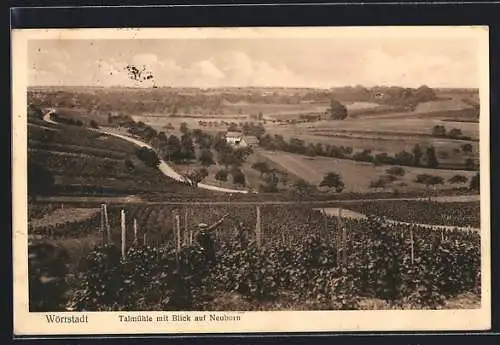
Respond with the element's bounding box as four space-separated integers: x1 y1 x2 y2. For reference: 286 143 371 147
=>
225 131 242 137
242 135 259 144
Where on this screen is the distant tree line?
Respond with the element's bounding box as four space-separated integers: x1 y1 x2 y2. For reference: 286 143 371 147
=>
258 134 450 169
431 125 471 140
304 85 437 110
27 84 439 120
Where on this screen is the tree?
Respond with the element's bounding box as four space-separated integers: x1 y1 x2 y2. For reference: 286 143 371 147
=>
369 178 388 191
135 147 160 168
386 166 406 177
218 151 238 169
461 143 473 154
293 179 315 198
198 149 215 167
353 149 374 163
412 144 423 166
414 85 436 102
251 161 270 177
214 169 228 186
432 125 447 137
469 173 479 191
448 174 468 184
425 146 439 168
414 174 444 189
261 172 280 193
181 134 196 160
231 168 246 186
329 99 348 120
465 158 476 171
319 172 344 193
89 120 99 129
448 128 463 139
28 161 55 201
187 168 209 187
180 122 189 134
393 150 414 166
166 135 182 162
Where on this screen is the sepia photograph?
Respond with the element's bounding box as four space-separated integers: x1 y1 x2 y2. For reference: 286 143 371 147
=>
12 26 490 335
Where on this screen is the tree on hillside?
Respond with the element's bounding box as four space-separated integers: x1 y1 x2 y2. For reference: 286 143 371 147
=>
198 149 215 167
394 150 414 166
414 174 444 189
448 128 463 139
28 161 55 201
448 174 468 184
214 169 228 186
166 135 182 162
187 168 209 188
369 178 388 191
386 166 406 177
231 168 246 186
261 172 280 193
293 179 315 198
425 146 439 168
414 85 437 102
180 122 189 134
329 99 348 120
469 172 479 191
465 158 476 171
432 125 447 137
251 161 271 177
89 120 99 129
181 134 196 160
461 143 473 154
135 147 160 168
319 172 345 193
412 144 423 166
306 143 317 157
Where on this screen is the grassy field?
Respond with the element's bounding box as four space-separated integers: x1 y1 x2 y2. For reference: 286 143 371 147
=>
298 117 479 139
260 151 476 193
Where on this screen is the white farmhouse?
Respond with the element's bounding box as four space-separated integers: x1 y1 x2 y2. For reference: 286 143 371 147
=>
225 131 243 145
239 135 259 148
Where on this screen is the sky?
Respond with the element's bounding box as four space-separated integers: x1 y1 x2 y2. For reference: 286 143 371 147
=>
28 36 481 89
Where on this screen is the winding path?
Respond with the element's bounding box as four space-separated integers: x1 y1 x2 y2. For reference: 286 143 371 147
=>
42 110 249 194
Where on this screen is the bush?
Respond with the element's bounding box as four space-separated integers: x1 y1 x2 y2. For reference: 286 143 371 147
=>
386 166 406 177
448 175 468 184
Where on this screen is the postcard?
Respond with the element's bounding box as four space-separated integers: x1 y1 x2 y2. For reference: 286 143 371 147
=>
12 26 490 335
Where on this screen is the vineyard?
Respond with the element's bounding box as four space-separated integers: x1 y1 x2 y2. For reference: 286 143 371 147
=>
346 200 480 228
28 202 481 312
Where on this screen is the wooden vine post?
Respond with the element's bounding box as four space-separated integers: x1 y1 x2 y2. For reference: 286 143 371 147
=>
410 227 414 265
133 218 138 245
103 204 111 244
99 204 104 234
255 206 262 248
184 208 189 246
121 209 126 260
175 213 181 265
339 208 347 266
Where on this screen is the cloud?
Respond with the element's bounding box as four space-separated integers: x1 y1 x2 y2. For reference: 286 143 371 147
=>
356 49 477 87
27 42 479 88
